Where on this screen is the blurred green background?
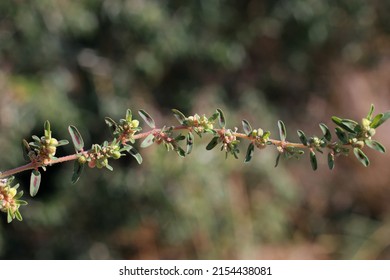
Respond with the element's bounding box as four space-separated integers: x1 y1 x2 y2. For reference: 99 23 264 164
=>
1 0 390 259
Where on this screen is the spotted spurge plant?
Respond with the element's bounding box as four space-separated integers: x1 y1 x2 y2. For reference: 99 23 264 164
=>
0 104 389 223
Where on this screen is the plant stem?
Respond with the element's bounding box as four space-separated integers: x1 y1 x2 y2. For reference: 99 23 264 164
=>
0 125 340 179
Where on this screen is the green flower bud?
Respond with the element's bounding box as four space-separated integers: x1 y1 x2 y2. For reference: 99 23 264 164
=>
49 138 59 146
362 118 371 130
112 151 121 159
78 155 87 164
131 120 139 128
46 146 56 155
368 128 376 137
8 188 17 198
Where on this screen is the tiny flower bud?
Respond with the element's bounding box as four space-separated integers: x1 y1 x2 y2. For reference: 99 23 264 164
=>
78 155 87 164
131 120 139 128
362 118 371 130
112 151 121 159
8 188 17 198
49 138 59 146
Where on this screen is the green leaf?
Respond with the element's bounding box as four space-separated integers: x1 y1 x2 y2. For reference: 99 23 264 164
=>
140 134 155 148
138 109 155 128
16 200 28 206
7 209 13 223
126 109 132 122
186 132 194 154
370 113 384 129
15 209 23 221
331 117 356 133
365 139 386 153
105 163 114 171
105 117 118 130
244 143 255 163
172 109 187 125
375 111 390 127
71 160 84 184
277 120 287 141
242 120 252 136
274 153 281 168
30 170 41 197
319 123 332 141
22 139 31 161
353 148 370 167
216 109 226 127
176 147 186 158
310 150 317 170
57 140 69 147
367 104 375 119
68 125 84 152
208 112 219 122
335 127 349 144
370 112 390 128
127 146 143 164
297 130 308 146
206 136 219 150
328 152 335 170
44 120 51 140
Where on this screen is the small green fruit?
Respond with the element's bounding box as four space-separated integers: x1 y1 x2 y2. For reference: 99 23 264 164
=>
50 138 59 146
112 151 121 159
78 155 87 164
131 120 139 128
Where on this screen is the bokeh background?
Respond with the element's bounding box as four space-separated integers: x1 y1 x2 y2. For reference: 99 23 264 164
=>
1 0 390 259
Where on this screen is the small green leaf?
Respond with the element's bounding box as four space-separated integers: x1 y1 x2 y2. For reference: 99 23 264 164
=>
332 116 356 133
370 113 384 129
172 109 187 125
68 125 84 152
242 120 252 136
365 139 386 153
15 209 23 221
186 132 194 154
16 200 28 206
140 134 155 148
105 164 114 171
174 134 186 141
105 117 118 130
176 147 186 158
57 140 69 147
71 160 84 184
277 120 287 141
7 209 13 223
244 143 255 163
206 136 219 150
138 109 155 128
216 109 226 127
274 153 281 168
44 120 51 140
319 123 332 141
208 112 219 122
328 152 335 170
335 127 349 144
297 130 308 146
370 112 390 128
353 148 370 167
127 146 143 164
30 170 41 197
126 109 132 122
375 111 390 128
367 104 375 120
309 150 317 170
22 139 31 161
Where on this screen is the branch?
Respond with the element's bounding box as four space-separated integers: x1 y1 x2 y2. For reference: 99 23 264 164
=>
0 104 389 222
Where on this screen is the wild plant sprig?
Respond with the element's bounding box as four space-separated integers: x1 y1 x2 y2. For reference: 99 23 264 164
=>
0 104 389 222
